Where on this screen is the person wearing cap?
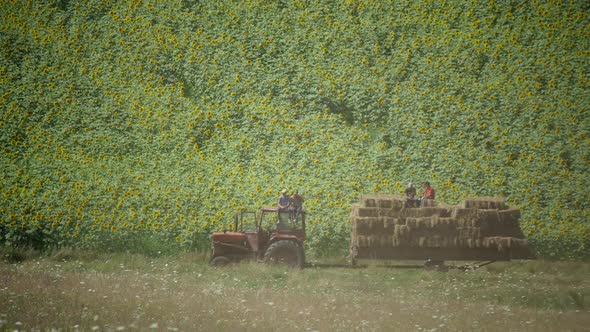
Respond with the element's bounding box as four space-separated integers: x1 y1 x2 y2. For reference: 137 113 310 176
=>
278 189 291 211
405 182 418 207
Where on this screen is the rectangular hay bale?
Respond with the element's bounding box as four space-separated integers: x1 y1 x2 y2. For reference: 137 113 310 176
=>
406 217 418 229
356 235 368 248
357 207 379 218
452 207 478 219
352 217 371 235
403 207 452 218
378 199 393 209
362 197 377 208
383 218 397 233
368 217 384 232
380 235 392 248
464 197 507 210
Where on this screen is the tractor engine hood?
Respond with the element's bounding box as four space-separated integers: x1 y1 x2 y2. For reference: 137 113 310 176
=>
211 232 246 242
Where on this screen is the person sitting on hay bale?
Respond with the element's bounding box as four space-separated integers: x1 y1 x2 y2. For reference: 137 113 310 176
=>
405 182 419 208
420 181 436 207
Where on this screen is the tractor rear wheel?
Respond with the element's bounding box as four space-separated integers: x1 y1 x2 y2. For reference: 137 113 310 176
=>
263 240 304 269
210 256 231 267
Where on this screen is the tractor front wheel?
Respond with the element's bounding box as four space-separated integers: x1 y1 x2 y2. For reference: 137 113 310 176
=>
263 240 304 269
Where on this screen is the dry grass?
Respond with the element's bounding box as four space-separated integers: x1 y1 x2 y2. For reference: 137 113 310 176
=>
0 251 589 331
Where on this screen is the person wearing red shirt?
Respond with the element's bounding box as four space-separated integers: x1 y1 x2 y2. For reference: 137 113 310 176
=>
421 181 435 206
423 182 435 199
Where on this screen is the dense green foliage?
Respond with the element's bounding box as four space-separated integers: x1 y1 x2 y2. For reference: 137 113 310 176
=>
1 0 588 258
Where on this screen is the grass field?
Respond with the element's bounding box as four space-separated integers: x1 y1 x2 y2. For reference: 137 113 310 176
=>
1 250 589 331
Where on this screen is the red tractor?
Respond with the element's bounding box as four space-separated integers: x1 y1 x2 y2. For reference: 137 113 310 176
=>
209 207 306 268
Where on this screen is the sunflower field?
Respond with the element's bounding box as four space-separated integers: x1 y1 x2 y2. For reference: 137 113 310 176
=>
1 0 588 259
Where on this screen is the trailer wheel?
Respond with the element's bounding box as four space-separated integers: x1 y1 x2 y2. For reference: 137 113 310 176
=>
263 240 304 269
210 256 231 267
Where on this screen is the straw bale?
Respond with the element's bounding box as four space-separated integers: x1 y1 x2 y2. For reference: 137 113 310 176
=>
422 199 436 207
362 197 377 208
380 208 403 218
380 235 392 248
435 217 459 237
350 203 361 217
400 225 410 237
452 208 478 219
479 209 500 237
464 197 507 210
433 217 453 228
456 218 469 227
391 198 405 210
418 237 427 248
496 237 510 252
394 224 401 238
368 217 383 232
394 224 411 238
444 217 460 228
458 227 481 239
383 218 397 232
447 237 459 248
378 199 393 209
406 217 418 229
357 207 379 217
403 207 452 218
357 235 368 248
353 217 371 234
392 236 410 247
427 235 443 248
365 235 378 248
416 217 429 229
479 209 500 224
484 236 515 252
499 237 512 250
511 238 528 248
427 215 440 228
357 235 379 248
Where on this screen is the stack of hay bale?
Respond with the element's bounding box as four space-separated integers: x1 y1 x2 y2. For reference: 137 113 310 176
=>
350 195 529 255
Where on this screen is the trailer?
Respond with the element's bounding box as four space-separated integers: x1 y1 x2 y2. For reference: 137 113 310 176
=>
349 195 535 268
